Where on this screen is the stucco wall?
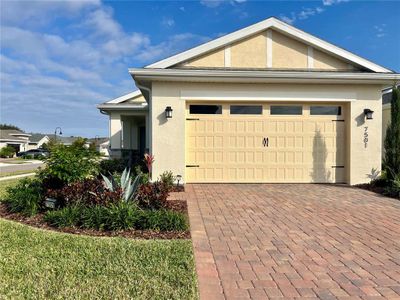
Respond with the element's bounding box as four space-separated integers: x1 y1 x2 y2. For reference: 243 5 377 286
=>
150 81 383 185
314 49 352 70
231 34 266 68
126 94 146 104
348 86 382 184
272 30 308 69
178 30 359 71
183 48 225 68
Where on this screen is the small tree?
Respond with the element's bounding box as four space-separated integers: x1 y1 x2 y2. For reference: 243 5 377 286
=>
384 85 400 180
0 146 16 158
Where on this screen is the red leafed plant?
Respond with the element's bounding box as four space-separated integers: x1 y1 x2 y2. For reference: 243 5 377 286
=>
46 178 122 207
144 153 155 178
136 181 170 210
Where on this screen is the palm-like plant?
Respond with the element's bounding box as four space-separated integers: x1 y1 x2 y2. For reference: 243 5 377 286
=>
101 168 141 202
144 153 155 179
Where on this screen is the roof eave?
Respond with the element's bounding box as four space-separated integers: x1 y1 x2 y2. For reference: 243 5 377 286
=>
130 68 400 85
97 103 149 111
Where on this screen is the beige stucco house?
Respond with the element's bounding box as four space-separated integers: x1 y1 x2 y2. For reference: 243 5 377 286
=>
0 130 31 153
98 17 399 185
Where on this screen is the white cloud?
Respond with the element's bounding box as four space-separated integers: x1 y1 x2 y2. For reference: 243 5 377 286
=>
280 0 347 25
200 0 246 8
1 0 100 27
0 1 211 136
374 24 387 38
136 33 210 62
322 0 349 6
161 17 175 28
298 7 324 20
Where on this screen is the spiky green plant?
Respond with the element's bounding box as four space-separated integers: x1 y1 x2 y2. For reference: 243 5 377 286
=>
101 168 141 202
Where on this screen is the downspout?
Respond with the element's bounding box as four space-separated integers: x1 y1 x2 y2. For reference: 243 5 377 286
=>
99 109 111 155
135 82 152 154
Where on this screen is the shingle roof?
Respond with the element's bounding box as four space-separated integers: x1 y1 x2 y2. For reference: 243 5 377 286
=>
28 133 49 143
0 130 30 142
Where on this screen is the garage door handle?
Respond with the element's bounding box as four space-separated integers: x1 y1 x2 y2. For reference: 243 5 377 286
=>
186 165 200 167
263 137 269 147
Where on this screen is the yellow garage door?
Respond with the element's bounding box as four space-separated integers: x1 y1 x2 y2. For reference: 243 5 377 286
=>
185 103 346 183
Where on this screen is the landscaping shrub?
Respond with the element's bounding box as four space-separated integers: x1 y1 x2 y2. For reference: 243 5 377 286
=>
4 178 43 216
384 175 400 199
136 181 170 209
46 178 122 207
38 142 100 186
97 202 140 230
135 166 150 184
101 168 141 202
44 203 188 231
44 205 83 227
0 146 15 158
159 171 175 190
136 209 188 231
384 85 400 181
99 158 129 175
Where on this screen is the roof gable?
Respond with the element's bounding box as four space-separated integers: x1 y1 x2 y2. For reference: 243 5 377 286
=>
146 17 392 73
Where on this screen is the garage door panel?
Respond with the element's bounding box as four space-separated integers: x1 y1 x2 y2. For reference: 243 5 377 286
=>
186 104 346 183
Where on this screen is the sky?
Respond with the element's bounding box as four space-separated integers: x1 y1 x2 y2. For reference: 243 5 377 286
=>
1 0 399 137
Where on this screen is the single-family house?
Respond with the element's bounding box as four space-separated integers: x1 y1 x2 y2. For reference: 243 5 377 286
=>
27 133 50 150
98 17 399 185
0 130 31 153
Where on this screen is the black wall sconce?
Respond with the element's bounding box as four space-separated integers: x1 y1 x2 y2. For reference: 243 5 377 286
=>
165 106 173 118
364 109 374 120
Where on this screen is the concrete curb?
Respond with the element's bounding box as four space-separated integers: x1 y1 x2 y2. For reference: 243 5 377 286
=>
0 173 36 181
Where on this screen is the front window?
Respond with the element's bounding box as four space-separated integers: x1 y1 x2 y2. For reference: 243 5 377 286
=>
189 105 222 114
230 105 262 115
270 105 302 115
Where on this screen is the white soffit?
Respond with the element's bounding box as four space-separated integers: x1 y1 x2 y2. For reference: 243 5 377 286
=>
145 17 393 73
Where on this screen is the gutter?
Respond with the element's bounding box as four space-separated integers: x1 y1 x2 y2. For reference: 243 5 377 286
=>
129 68 400 84
96 103 148 110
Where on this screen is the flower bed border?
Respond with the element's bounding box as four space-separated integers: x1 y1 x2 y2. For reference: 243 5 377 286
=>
0 199 190 240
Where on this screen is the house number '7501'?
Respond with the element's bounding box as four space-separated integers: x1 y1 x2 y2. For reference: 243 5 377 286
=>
364 126 368 148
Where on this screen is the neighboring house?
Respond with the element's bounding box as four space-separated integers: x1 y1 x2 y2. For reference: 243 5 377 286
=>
87 137 110 156
0 130 31 153
98 17 399 185
27 133 50 150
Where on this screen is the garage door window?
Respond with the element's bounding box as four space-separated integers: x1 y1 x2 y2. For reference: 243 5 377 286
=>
189 105 222 114
230 105 262 115
310 106 342 115
270 105 302 115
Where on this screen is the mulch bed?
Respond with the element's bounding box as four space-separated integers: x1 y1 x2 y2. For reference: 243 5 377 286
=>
355 183 399 200
0 200 190 240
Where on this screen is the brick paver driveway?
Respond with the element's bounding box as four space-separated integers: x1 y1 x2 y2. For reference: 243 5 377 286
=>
185 184 400 299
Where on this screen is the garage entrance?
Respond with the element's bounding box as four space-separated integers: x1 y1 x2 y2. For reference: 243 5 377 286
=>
185 103 346 183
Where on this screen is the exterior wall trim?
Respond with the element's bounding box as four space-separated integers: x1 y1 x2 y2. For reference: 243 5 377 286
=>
266 29 272 68
224 46 231 67
307 46 314 69
180 89 356 102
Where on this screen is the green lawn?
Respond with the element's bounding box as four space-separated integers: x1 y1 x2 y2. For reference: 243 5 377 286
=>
0 178 198 299
0 178 21 199
0 219 198 299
